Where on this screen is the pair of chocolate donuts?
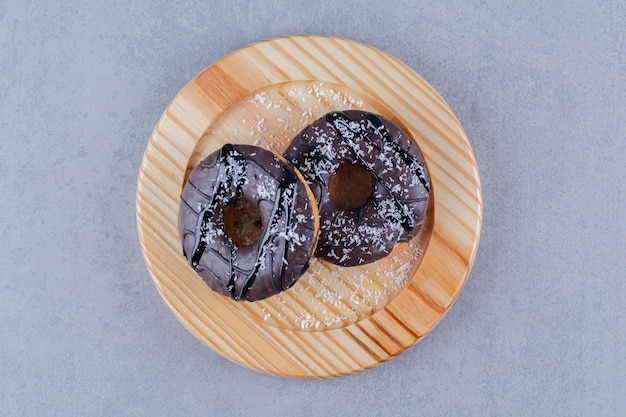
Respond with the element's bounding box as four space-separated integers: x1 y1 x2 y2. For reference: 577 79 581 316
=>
178 110 431 301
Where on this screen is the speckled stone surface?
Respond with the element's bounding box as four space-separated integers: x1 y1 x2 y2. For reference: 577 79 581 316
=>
1 1 625 416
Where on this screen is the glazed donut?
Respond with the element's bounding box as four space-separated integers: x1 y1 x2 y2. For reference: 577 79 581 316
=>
178 144 319 301
283 110 430 266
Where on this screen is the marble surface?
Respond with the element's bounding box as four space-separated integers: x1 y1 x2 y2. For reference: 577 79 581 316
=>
1 1 625 416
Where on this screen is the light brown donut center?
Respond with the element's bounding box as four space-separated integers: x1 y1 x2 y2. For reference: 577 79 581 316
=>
223 199 262 246
328 163 374 210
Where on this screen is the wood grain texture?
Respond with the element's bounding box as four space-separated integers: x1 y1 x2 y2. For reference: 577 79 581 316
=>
136 35 482 378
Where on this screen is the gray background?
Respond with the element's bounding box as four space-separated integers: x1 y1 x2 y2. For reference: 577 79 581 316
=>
1 1 625 416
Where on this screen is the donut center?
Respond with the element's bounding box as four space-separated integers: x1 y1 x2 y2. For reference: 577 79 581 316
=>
223 199 262 246
328 163 374 210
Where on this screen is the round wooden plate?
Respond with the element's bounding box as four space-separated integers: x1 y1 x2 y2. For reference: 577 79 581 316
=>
136 35 482 378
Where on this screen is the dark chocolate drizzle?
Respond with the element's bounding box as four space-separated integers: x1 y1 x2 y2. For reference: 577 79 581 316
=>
364 113 430 193
189 144 246 269
236 169 297 300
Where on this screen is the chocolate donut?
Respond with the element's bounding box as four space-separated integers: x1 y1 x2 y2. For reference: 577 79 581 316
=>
178 144 319 301
283 110 430 266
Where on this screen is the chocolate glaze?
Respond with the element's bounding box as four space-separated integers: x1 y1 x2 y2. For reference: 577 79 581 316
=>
179 144 318 301
283 110 431 266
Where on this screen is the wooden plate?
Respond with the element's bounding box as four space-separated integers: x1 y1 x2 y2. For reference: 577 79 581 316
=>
136 35 482 378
